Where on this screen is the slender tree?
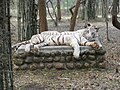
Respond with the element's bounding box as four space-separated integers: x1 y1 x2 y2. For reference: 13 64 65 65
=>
57 0 61 21
70 0 81 31
102 0 110 41
69 0 85 19
84 0 89 26
38 0 48 32
46 0 58 26
87 0 96 20
17 0 38 40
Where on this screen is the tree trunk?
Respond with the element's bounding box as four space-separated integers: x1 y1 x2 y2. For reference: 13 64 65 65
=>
46 0 58 26
102 0 110 41
26 0 37 40
84 0 89 26
17 0 38 40
112 0 120 30
87 0 96 20
0 0 13 89
57 0 61 21
38 0 48 32
17 0 22 41
70 0 81 31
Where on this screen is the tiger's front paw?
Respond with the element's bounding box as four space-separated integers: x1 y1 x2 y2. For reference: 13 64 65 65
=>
73 52 80 59
34 45 40 52
90 42 99 49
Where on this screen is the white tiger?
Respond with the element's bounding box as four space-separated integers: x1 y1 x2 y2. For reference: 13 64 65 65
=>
12 24 102 58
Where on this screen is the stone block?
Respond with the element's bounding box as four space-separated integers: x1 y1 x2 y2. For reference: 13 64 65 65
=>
20 64 29 70
89 61 96 67
84 62 90 67
25 57 33 64
88 55 96 60
33 57 41 63
66 56 72 62
98 61 107 69
95 49 106 55
88 50 95 55
54 56 61 62
96 55 106 63
30 63 38 70
13 50 27 59
44 53 51 57
82 54 87 60
39 57 45 62
54 63 65 69
74 63 83 69
14 58 24 66
50 52 56 57
60 56 66 62
66 63 74 69
39 63 45 69
45 57 53 62
46 63 53 69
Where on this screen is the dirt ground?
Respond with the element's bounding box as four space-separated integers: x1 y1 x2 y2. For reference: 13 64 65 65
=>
12 18 120 90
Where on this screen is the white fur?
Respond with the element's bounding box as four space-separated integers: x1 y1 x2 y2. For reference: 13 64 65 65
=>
14 26 102 59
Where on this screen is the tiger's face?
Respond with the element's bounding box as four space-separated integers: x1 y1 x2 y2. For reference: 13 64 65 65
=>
83 24 99 41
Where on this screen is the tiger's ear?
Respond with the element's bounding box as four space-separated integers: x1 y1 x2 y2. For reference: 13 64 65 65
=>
84 23 91 28
87 23 91 26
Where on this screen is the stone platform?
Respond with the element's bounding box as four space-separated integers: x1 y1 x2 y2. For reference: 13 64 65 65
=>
13 45 106 70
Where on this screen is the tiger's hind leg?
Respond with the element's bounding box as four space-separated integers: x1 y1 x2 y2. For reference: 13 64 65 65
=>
12 42 25 51
12 40 30 51
25 43 34 52
12 44 20 51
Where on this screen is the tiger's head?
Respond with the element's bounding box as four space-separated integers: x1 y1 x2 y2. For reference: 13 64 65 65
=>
83 23 99 41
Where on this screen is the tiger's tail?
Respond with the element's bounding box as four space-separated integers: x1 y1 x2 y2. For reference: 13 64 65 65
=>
12 40 30 50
